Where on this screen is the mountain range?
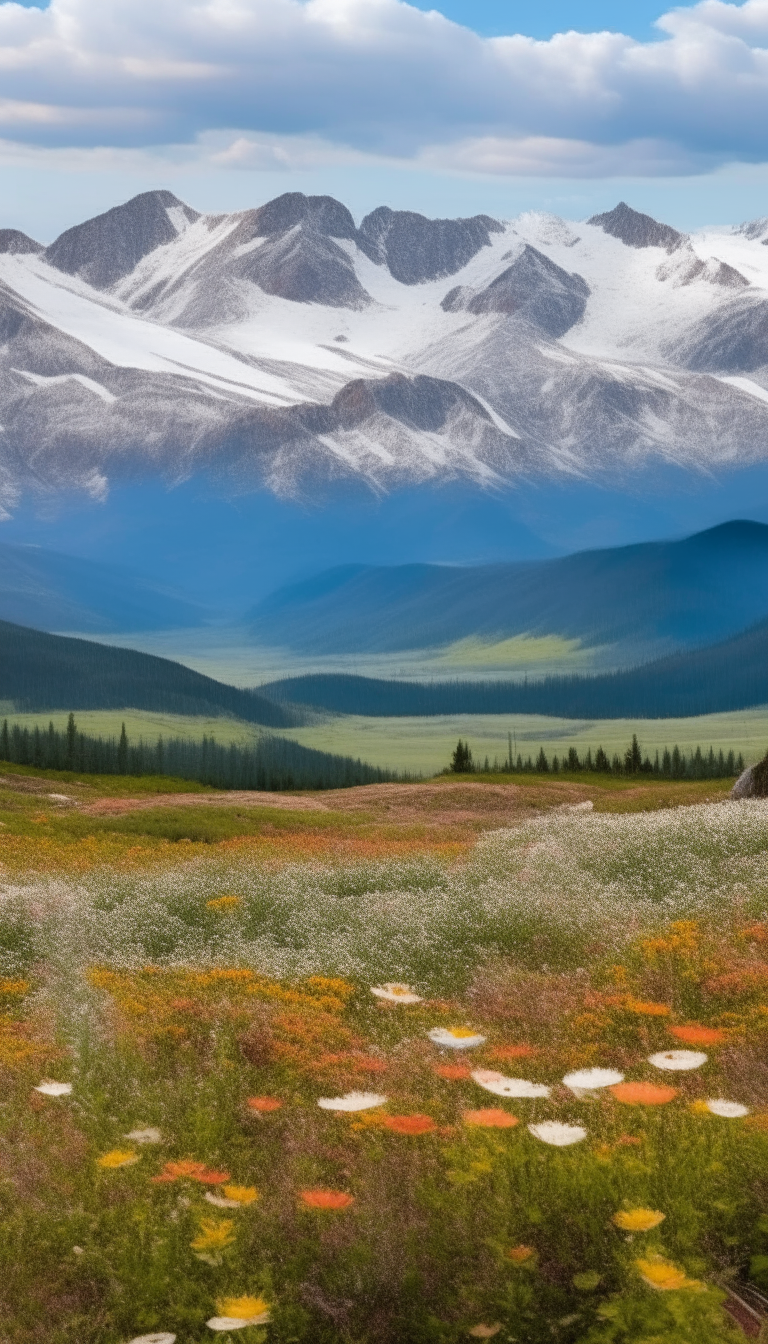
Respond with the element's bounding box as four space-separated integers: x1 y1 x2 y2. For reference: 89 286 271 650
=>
2 189 768 523
248 520 768 659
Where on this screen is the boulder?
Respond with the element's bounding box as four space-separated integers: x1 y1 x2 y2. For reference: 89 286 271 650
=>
732 752 768 799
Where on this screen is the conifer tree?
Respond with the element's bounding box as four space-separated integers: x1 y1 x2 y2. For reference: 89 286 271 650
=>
66 712 76 764
450 740 473 773
117 723 128 774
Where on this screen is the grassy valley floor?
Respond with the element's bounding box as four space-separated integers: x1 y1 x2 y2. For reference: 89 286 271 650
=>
1 767 768 1343
6 706 768 777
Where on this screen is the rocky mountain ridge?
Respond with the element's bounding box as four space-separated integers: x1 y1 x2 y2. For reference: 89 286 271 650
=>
1 191 768 511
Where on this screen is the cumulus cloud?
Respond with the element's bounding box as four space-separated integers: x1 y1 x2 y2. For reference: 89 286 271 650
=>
0 0 766 176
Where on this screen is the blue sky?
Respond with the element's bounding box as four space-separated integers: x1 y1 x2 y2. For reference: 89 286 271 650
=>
1 0 767 238
407 1 693 39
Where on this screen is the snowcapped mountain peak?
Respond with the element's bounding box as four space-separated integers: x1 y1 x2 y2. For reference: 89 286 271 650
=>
1 189 768 514
45 189 200 290
587 201 685 253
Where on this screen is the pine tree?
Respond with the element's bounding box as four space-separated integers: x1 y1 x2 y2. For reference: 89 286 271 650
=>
536 747 549 773
0 719 8 761
625 734 642 774
594 747 609 772
117 723 128 774
66 712 76 764
450 740 473 773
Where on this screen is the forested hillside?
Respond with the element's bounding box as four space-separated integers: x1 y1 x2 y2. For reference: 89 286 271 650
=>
0 620 298 727
261 616 768 719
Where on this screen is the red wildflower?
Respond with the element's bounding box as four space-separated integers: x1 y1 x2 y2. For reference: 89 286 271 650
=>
488 1045 536 1061
247 1096 283 1112
669 1024 726 1047
300 1189 355 1210
610 1082 678 1105
434 1064 471 1080
151 1159 231 1185
381 1114 437 1135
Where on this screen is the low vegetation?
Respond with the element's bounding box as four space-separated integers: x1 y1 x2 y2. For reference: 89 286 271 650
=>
1 777 767 1341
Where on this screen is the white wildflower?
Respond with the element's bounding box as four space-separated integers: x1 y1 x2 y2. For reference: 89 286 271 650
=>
472 1070 551 1099
648 1050 707 1071
528 1122 587 1147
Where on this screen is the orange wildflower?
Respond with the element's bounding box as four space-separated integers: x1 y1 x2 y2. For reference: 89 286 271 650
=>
247 1096 282 1113
381 1114 437 1135
669 1024 726 1047
508 1245 535 1263
151 1159 231 1185
435 1064 471 1080
625 1000 671 1017
463 1108 519 1129
300 1189 355 1210
610 1082 678 1105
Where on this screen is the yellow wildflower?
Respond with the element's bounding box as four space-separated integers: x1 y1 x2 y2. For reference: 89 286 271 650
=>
190 1219 236 1252
613 1209 665 1232
96 1149 138 1169
217 1295 270 1321
636 1256 703 1291
222 1185 259 1205
206 896 242 911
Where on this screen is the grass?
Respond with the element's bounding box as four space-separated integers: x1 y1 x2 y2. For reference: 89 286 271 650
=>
1 769 768 1341
281 708 768 775
8 707 767 779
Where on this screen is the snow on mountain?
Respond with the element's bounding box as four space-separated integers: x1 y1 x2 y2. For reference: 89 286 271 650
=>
1 191 768 512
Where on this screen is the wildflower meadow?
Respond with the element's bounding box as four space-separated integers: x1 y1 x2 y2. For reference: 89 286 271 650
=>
1 771 768 1343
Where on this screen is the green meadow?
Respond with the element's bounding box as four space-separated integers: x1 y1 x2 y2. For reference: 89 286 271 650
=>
6 707 767 777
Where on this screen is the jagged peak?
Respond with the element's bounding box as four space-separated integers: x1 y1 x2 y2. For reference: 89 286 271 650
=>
588 201 684 253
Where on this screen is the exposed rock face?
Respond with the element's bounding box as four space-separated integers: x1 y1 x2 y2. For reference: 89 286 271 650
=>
656 245 749 290
0 230 42 255
674 295 768 373
45 190 200 288
250 192 357 241
442 244 589 337
230 201 371 308
358 207 503 284
589 202 684 253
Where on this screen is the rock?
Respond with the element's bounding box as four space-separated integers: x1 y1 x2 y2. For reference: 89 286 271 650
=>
732 754 768 799
732 767 756 798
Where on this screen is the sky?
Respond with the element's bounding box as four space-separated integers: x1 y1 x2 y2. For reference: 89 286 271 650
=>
2 0 768 238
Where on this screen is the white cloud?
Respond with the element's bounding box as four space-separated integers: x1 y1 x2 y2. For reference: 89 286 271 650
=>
0 0 766 176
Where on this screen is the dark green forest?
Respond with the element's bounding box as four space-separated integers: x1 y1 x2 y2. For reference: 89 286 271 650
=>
0 716 393 791
448 733 744 780
0 620 298 727
261 617 768 719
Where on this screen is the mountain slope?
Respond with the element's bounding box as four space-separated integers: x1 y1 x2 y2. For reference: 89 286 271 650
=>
248 520 768 656
0 541 207 633
0 620 298 726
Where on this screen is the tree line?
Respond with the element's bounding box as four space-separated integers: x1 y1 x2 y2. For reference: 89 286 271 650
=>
449 734 745 780
261 618 768 720
0 716 394 792
0 620 298 728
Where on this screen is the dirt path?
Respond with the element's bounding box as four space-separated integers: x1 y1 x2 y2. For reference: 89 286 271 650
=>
81 790 331 817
